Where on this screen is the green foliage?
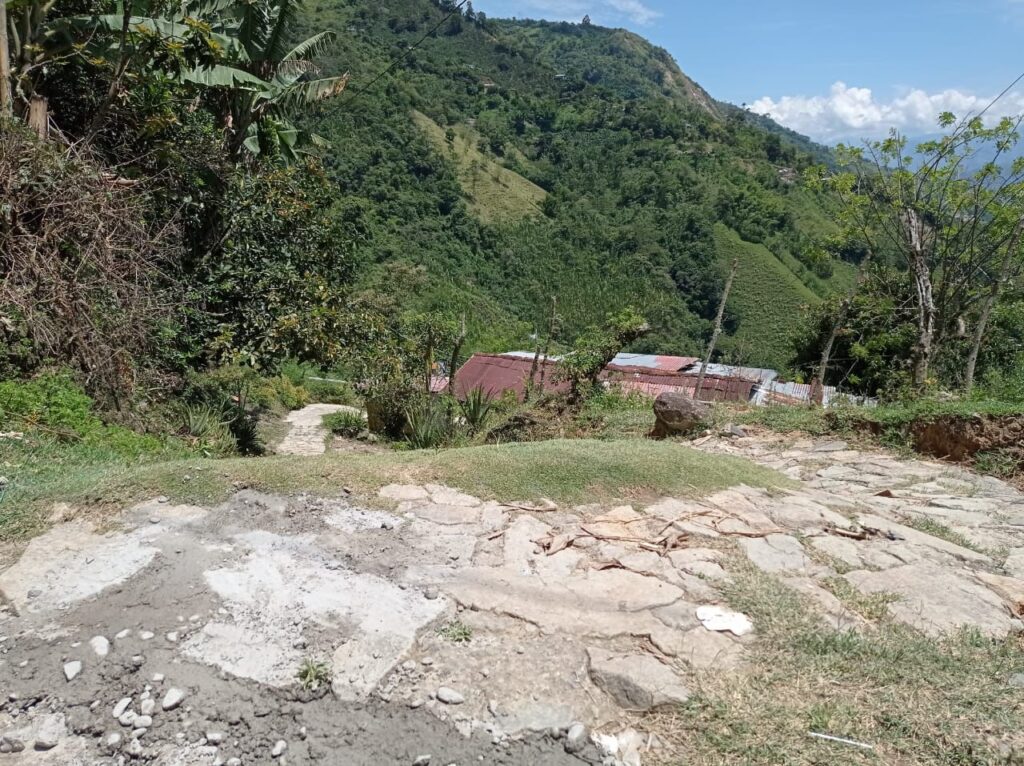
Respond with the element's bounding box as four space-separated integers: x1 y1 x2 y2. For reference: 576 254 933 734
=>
458 387 495 433
436 619 473 643
405 398 452 449
297 0 849 357
561 307 649 401
192 164 357 369
304 378 360 406
322 410 365 438
296 658 331 690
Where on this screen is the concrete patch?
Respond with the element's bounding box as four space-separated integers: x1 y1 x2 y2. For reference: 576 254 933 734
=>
0 521 159 614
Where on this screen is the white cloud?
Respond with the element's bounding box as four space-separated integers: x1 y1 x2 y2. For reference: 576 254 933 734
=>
489 0 661 25
749 82 1024 143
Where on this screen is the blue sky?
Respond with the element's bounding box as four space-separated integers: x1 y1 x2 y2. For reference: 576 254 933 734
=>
473 0 1024 143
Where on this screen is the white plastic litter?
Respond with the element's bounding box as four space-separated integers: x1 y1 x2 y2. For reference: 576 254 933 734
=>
696 605 753 636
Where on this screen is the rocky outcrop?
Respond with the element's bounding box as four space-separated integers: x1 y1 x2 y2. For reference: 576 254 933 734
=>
651 392 710 438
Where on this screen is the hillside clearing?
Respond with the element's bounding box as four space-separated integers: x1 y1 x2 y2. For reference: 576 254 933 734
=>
713 224 820 370
411 110 547 223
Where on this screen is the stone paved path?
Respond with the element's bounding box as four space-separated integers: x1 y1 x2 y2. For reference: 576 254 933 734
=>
276 403 362 456
2 430 1023 765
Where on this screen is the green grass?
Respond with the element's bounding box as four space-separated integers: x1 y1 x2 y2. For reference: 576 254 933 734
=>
411 110 547 223
713 224 820 371
436 619 473 643
646 565 1024 765
905 516 987 554
1 438 792 541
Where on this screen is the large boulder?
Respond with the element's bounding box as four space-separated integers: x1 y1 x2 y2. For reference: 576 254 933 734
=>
652 392 710 438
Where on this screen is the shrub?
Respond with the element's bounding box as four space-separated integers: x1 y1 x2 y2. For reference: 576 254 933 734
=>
304 378 360 406
323 410 365 437
405 399 452 449
270 377 310 411
458 387 494 433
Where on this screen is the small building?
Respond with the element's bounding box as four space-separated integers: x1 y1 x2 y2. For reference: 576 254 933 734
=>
451 353 567 401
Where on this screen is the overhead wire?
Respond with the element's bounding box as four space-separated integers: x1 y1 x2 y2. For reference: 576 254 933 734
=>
334 0 470 112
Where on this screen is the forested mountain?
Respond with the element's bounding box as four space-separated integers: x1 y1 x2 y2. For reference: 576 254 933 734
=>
295 0 854 369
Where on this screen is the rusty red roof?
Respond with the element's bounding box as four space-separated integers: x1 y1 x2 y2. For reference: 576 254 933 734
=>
452 353 568 401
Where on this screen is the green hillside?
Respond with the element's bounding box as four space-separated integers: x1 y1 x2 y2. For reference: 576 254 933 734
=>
295 0 855 368
410 110 547 223
713 224 820 370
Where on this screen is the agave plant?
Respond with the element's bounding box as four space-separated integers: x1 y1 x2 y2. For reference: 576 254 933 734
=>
458 387 494 433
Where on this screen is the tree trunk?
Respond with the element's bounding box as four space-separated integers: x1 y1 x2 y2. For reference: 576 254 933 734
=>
536 296 558 396
0 0 12 117
964 218 1024 394
27 94 47 139
447 314 466 397
813 248 875 405
694 259 738 400
904 209 936 389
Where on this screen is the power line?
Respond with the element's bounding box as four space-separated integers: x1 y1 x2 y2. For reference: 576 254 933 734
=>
335 0 470 112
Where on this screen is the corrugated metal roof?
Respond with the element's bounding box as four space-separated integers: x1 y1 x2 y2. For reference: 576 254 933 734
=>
499 351 564 362
609 353 700 371
682 363 779 385
452 353 568 401
603 368 755 403
755 381 877 408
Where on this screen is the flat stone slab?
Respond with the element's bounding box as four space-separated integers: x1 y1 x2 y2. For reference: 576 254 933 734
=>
844 564 1019 637
738 534 813 573
856 513 992 564
178 531 444 695
586 647 690 711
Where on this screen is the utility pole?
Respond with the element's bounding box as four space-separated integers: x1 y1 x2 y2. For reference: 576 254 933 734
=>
0 0 13 117
694 259 737 400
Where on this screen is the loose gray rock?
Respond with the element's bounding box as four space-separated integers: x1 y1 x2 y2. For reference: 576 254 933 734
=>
105 732 123 751
271 739 288 758
113 698 132 718
133 715 152 728
139 631 155 640
33 714 65 751
436 686 465 705
89 636 111 657
161 688 186 711
1009 672 1024 688
564 723 588 754
63 660 83 681
413 756 432 766
139 699 155 716
119 711 137 727
126 738 143 757
206 731 225 744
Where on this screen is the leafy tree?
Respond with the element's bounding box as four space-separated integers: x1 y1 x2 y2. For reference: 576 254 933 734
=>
561 307 649 403
818 113 1024 390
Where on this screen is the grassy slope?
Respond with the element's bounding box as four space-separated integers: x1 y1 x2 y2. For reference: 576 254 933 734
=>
2 439 790 540
647 562 1024 765
411 110 547 223
713 224 820 370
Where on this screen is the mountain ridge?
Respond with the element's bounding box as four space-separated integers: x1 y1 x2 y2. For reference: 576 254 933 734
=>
298 0 851 370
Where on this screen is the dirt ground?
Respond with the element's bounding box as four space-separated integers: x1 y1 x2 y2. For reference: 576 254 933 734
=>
3 406 1024 765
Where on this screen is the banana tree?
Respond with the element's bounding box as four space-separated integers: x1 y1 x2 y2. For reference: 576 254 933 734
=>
22 0 346 160
185 0 349 161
